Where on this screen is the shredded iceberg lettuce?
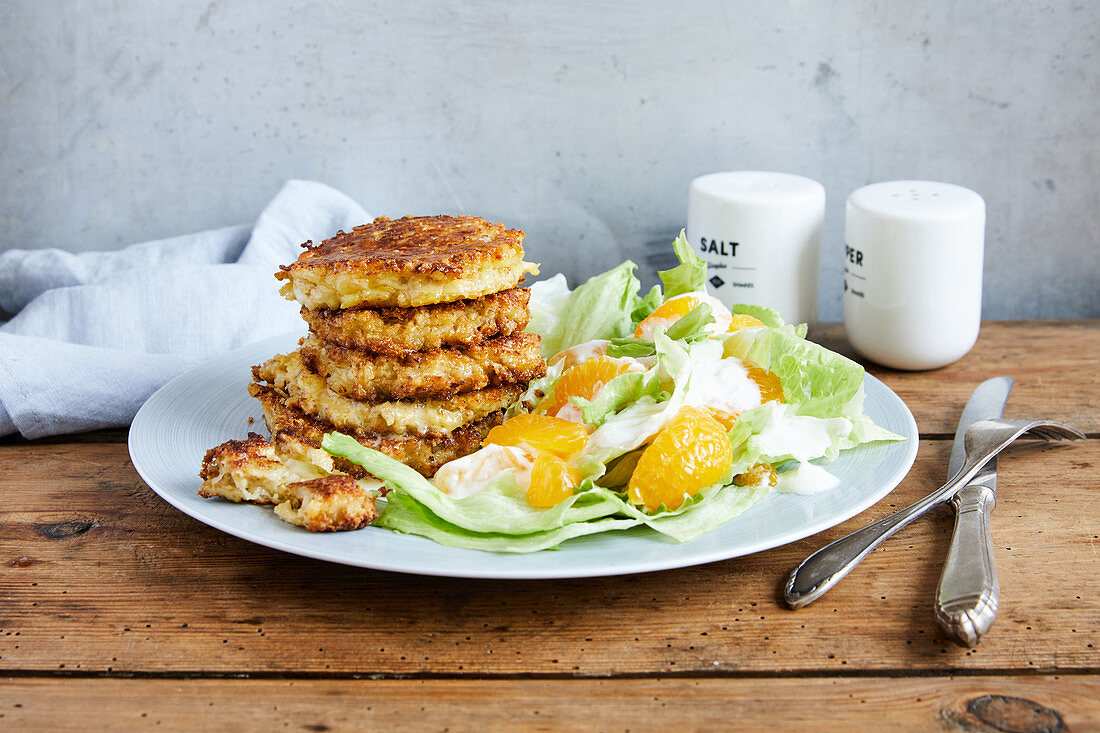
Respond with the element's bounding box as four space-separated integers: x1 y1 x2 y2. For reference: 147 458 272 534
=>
658 231 708 298
530 261 640 359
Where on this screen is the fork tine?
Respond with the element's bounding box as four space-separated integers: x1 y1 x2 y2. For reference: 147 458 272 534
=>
1025 423 1087 441
1046 422 1085 439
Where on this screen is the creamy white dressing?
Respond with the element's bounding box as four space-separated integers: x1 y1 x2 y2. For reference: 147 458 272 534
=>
583 400 669 457
555 403 584 423
634 314 679 341
684 356 763 418
775 461 842 495
753 406 852 462
549 339 610 368
432 444 535 499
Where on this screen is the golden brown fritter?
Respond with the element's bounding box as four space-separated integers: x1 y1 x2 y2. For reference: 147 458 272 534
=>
198 432 308 504
298 332 545 402
252 351 523 436
276 215 539 310
301 287 532 357
198 431 380 531
197 430 374 502
249 383 505 477
272 475 379 532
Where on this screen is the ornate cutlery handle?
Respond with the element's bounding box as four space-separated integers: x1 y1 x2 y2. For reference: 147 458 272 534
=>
935 483 999 647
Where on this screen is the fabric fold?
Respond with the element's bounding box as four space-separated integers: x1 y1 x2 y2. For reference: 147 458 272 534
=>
0 179 371 438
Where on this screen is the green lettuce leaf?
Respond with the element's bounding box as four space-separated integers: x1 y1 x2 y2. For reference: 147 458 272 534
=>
631 284 663 324
606 337 656 359
543 261 641 357
723 326 865 419
665 303 715 341
727 304 808 337
729 303 785 328
724 401 902 474
526 274 572 359
607 303 716 358
573 372 647 427
658 230 708 298
324 433 629 535
640 482 771 542
376 490 642 553
325 430 773 552
376 477 771 551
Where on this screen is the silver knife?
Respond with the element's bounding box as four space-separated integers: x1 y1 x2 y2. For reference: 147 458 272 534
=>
934 376 1013 647
784 377 1016 609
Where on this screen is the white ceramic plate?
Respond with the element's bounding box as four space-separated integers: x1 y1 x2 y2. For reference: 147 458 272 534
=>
129 331 918 580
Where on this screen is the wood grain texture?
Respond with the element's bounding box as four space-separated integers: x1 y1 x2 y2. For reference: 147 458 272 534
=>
812 320 1100 434
1 438 1095 676
2 676 1097 732
1 319 1096 733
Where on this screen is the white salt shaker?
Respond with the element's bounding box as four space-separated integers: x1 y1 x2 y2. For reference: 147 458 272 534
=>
687 171 825 325
844 180 985 370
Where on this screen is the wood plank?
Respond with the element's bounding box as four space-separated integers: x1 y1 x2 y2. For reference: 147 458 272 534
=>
2 676 1097 731
1 438 1096 676
811 320 1100 434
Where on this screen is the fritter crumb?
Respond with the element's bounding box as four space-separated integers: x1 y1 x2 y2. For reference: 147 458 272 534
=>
273 475 379 532
198 432 304 504
199 431 382 532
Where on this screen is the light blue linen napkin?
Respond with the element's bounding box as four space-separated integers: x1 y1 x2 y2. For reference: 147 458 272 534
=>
0 180 370 438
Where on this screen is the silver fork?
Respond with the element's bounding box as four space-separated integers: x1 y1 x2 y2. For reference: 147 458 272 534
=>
784 418 1086 609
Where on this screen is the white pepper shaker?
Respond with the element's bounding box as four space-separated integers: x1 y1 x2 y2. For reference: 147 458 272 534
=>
844 180 985 370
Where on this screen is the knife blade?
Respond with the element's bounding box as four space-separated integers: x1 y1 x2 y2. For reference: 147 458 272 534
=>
948 376 1014 480
934 376 1013 647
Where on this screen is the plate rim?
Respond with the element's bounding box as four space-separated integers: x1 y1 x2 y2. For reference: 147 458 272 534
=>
129 332 919 580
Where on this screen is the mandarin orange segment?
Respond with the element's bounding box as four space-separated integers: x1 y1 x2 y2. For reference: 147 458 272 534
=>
705 361 784 430
733 462 778 488
525 453 580 508
708 408 739 431
538 356 634 417
547 340 610 369
483 413 589 460
727 313 765 331
627 406 734 512
745 363 784 404
634 297 699 338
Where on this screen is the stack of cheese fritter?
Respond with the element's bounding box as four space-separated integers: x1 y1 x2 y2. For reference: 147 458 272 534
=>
249 214 545 478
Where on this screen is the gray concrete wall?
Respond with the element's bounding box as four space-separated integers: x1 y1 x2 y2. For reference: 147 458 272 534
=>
1 0 1097 320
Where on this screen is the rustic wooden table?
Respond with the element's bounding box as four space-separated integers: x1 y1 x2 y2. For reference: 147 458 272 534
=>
2 321 1097 731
